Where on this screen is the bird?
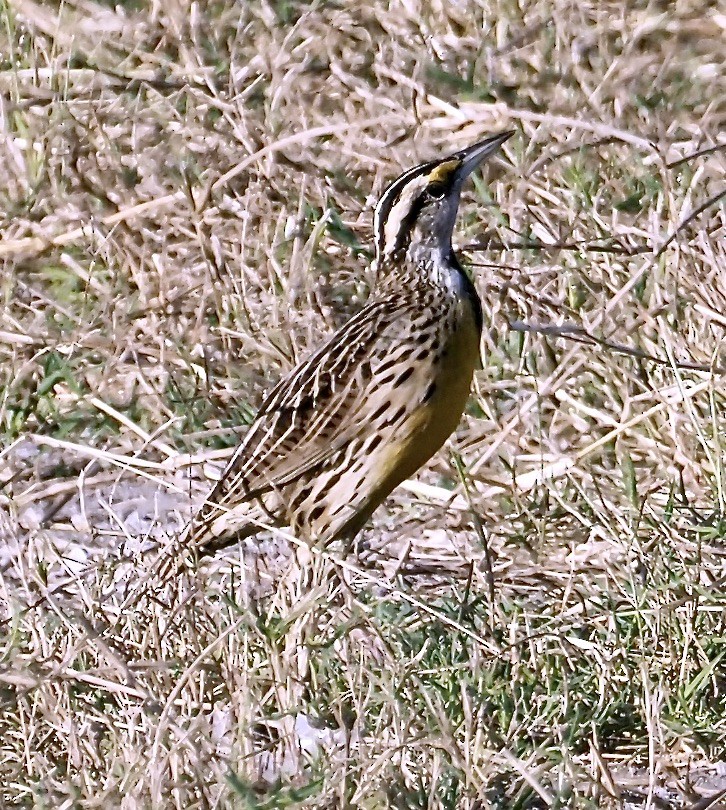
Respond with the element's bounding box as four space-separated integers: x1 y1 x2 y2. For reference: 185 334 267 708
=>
187 131 512 558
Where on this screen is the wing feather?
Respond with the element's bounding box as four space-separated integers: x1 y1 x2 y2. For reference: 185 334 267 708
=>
191 295 403 540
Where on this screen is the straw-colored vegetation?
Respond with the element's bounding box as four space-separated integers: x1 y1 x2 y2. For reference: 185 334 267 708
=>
1 1 725 807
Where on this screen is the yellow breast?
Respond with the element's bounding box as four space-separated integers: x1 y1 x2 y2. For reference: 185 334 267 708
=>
306 294 482 544
369 297 481 497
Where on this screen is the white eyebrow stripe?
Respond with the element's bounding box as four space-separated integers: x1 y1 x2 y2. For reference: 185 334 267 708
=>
381 177 428 257
373 162 433 256
375 172 433 258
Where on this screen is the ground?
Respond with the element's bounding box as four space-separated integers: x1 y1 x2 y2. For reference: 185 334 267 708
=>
1 1 725 808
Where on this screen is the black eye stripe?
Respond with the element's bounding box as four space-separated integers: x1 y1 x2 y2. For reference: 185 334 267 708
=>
391 193 429 254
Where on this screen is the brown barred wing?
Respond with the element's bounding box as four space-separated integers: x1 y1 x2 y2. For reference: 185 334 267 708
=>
188 297 401 550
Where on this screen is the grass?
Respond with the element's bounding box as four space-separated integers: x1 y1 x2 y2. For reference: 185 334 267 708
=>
1 0 726 807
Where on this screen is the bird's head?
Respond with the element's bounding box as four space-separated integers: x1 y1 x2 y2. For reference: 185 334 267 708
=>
373 131 512 266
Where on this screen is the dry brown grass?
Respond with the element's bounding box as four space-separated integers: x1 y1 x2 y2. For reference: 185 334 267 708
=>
1 0 726 807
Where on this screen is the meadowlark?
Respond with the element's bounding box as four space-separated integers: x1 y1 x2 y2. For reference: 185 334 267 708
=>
189 131 512 556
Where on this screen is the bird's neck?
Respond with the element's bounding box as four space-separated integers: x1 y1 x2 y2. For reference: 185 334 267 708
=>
376 239 464 292
375 242 483 333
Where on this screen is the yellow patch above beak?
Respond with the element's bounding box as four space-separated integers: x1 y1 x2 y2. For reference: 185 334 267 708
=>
427 159 461 185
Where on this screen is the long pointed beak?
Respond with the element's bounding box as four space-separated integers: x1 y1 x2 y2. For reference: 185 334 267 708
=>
455 130 514 181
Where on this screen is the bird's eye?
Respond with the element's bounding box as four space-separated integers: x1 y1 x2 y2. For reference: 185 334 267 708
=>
427 182 446 200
